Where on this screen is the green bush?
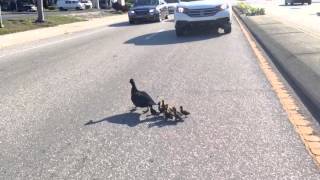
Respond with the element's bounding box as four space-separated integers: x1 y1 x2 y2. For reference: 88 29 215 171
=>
47 6 56 10
125 2 133 8
237 2 265 16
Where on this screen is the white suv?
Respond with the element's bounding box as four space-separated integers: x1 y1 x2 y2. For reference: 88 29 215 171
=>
174 0 231 36
57 0 85 10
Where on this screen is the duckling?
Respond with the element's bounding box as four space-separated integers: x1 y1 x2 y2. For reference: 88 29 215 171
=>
164 104 169 111
164 110 173 120
172 107 183 121
180 106 190 116
158 101 164 113
150 106 158 115
161 100 165 110
164 104 173 119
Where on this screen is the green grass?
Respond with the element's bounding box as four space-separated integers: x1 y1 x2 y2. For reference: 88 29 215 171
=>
0 16 85 35
237 2 265 16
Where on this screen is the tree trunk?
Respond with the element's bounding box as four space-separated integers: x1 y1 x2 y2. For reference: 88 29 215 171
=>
96 0 100 9
105 0 108 8
43 0 48 9
0 5 4 28
36 0 45 23
15 0 18 11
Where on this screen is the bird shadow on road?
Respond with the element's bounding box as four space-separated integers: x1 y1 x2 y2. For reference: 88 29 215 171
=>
84 112 182 128
125 29 222 46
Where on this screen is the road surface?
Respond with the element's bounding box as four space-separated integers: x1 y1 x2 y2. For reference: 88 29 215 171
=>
0 17 320 179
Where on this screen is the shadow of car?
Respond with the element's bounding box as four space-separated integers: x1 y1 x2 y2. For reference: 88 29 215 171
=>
125 29 222 46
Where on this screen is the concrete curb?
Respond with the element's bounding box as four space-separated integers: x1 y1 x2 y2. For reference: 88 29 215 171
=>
233 7 320 116
0 14 127 49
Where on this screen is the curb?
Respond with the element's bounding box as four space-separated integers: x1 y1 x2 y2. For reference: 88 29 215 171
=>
232 7 320 117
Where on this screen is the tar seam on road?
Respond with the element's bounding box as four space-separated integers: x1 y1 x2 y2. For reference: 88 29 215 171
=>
233 12 320 168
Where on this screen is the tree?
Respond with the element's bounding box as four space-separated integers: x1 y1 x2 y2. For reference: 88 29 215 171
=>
0 4 4 28
36 0 44 23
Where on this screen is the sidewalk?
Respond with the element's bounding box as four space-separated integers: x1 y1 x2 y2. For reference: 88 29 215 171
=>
233 8 320 115
244 0 320 37
0 14 127 49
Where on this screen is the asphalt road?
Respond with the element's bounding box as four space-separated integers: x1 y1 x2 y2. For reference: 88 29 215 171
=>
1 17 320 179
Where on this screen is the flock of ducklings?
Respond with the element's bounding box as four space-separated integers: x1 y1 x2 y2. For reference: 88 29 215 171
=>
151 100 190 121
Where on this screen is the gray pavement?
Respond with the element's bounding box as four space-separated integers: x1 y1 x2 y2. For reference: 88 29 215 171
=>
0 17 320 179
243 0 320 36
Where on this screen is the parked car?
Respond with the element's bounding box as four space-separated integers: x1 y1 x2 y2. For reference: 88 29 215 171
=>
18 4 37 12
285 0 311 5
165 0 179 14
174 0 231 36
57 0 85 10
81 0 93 9
128 0 169 24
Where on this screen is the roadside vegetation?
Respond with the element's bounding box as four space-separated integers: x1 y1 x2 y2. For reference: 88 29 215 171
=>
236 2 265 16
125 0 134 8
0 15 85 35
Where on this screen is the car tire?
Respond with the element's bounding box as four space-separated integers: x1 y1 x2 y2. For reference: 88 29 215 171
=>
59 7 64 11
129 19 135 24
224 27 231 34
307 0 311 4
156 14 162 22
290 2 294 5
175 27 184 37
223 22 232 34
212 27 219 34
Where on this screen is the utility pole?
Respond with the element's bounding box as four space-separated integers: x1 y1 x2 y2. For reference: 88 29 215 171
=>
96 0 100 9
36 0 45 23
15 0 18 11
0 5 4 28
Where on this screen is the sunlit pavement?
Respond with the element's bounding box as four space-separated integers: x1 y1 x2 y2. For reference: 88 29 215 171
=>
0 15 320 179
242 0 320 36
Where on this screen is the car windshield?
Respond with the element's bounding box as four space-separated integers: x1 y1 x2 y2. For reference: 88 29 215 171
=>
134 0 159 6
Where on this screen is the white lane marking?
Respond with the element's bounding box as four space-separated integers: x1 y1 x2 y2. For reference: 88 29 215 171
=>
0 27 113 59
145 29 165 40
